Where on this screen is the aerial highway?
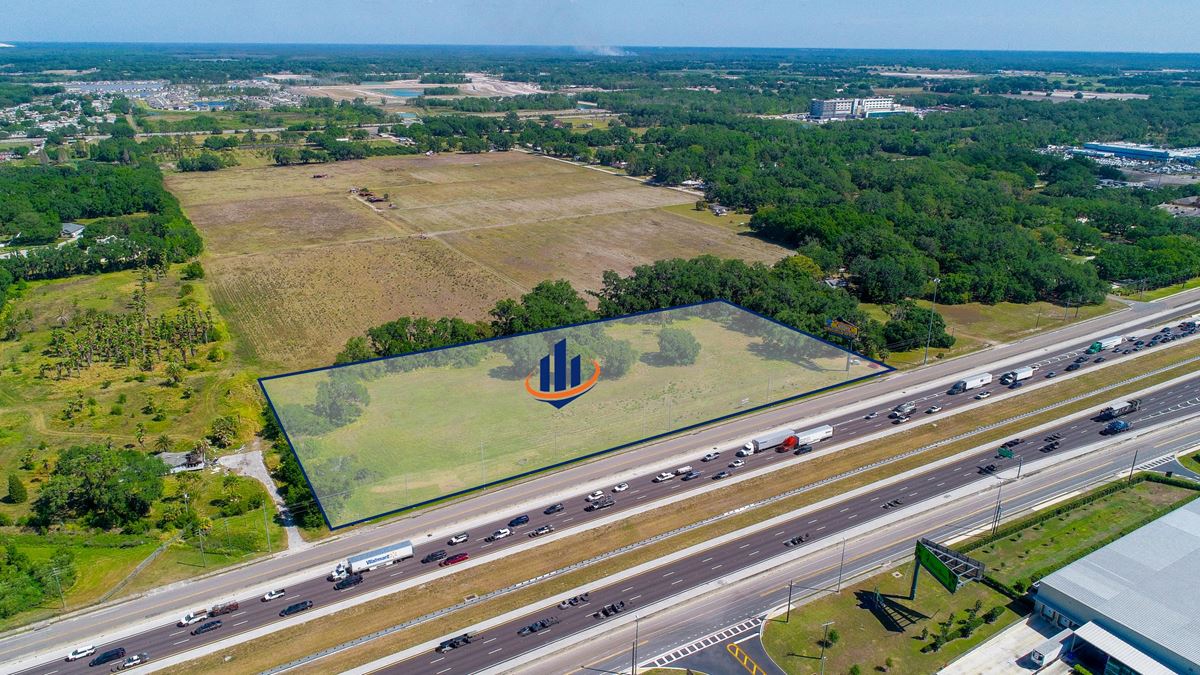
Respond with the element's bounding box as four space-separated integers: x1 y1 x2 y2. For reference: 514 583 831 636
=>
10 309 1200 674
365 370 1200 675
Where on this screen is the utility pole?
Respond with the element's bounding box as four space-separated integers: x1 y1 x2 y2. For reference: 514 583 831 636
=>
922 278 941 366
819 621 835 675
1016 455 1024 480
1128 447 1141 483
49 566 66 609
262 503 272 553
785 580 795 622
198 527 208 568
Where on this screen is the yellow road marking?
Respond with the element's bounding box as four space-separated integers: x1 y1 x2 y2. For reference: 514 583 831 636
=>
726 641 768 675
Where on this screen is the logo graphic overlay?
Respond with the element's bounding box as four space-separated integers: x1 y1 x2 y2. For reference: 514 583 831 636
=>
524 338 600 409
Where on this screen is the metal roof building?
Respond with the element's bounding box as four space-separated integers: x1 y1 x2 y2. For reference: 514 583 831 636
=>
1033 497 1200 674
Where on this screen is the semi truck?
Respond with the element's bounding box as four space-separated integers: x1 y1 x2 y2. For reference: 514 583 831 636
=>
178 601 240 626
1099 398 1141 420
1086 335 1123 354
890 401 916 418
1000 366 1035 384
344 541 414 574
949 372 992 394
792 424 834 446
741 427 800 455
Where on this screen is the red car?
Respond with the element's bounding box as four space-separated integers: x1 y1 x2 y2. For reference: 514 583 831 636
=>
440 553 469 567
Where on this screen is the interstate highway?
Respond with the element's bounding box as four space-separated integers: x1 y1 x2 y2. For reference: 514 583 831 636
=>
14 323 1200 674
373 372 1200 675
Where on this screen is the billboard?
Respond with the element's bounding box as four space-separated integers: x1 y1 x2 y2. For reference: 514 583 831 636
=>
261 301 891 528
825 318 860 338
915 538 985 594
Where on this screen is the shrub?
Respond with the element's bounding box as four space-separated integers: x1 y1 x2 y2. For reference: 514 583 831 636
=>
7 474 27 504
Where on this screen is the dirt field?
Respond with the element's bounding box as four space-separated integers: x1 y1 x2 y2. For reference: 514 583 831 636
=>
168 152 789 370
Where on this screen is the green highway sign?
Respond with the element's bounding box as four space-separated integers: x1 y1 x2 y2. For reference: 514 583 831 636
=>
915 540 960 594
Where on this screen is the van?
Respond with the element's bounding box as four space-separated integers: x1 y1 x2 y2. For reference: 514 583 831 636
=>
674 465 693 476
89 648 127 667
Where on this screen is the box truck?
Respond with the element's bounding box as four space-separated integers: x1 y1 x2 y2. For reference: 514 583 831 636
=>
1086 335 1123 354
1000 366 1035 384
949 372 992 394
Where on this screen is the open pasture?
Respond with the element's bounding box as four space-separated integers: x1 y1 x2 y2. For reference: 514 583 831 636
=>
171 152 789 369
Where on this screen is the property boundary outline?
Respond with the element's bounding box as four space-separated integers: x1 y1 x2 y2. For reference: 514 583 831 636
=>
258 299 894 529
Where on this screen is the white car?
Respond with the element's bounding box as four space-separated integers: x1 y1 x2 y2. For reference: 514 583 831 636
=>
488 528 512 541
653 472 675 483
585 490 605 502
117 653 148 670
262 589 286 602
447 532 469 545
975 391 992 400
612 482 629 493
66 645 96 662
926 405 942 414
728 459 745 468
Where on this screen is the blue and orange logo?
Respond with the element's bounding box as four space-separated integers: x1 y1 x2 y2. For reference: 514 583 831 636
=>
525 338 600 409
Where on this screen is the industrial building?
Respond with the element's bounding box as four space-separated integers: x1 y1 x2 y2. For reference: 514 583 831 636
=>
1082 141 1200 163
1032 497 1200 674
808 96 901 120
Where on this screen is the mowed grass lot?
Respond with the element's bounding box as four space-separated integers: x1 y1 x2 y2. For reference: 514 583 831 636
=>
166 152 788 369
971 479 1199 588
266 311 880 526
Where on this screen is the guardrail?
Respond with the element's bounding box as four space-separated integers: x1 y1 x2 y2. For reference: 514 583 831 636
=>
261 354 1200 674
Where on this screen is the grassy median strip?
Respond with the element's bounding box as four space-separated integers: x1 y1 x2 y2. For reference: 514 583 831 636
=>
168 345 1200 674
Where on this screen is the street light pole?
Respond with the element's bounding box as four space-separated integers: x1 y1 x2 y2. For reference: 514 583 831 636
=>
923 278 941 366
819 620 835 675
1016 455 1024 480
836 538 848 592
991 482 1004 536
785 580 794 622
1128 447 1141 483
631 615 639 675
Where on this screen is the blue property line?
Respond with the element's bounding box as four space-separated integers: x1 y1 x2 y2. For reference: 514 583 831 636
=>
258 299 894 530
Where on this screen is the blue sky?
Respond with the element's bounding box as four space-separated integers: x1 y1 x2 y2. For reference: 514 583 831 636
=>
3 0 1197 52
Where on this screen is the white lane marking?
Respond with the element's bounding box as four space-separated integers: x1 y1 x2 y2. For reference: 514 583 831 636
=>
712 564 723 570
488 648 503 655
808 519 818 524
390 570 404 577
701 557 713 563
174 639 189 645
483 637 497 644
233 620 247 627
672 579 685 585
739 543 750 549
622 586 635 592
562 517 574 522
430 657 445 663
169 630 185 636
848 514 857 520
748 550 760 556
817 525 826 531
436 668 452 675
631 594 642 601
663 571 675 578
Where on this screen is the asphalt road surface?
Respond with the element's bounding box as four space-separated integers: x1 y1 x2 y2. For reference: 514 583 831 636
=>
7 301 1200 673
368 371 1200 674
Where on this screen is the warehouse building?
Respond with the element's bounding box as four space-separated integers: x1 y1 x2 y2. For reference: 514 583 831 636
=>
808 96 900 120
1032 497 1200 674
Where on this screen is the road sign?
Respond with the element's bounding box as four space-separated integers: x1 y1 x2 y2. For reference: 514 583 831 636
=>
998 447 1014 459
826 318 859 338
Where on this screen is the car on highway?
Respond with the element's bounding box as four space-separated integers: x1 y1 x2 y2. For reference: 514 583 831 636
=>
447 532 469 545
1094 356 1106 363
728 459 745 468
653 471 675 482
65 645 96 662
1066 363 1081 372
585 490 606 502
1045 371 1057 378
864 411 879 420
1074 355 1089 363
421 549 448 564
435 633 474 653
794 444 814 455
178 610 207 626
784 533 811 547
544 503 564 515
892 415 910 424
702 451 720 462
334 573 364 591
487 528 512 542
279 600 313 617
681 470 703 481
115 652 149 670
585 498 615 512
1008 381 1024 389
262 589 285 602
559 592 590 608
592 601 627 618
712 470 731 480
440 553 470 567
191 620 222 636
926 405 942 414
508 515 530 527
529 524 555 537
88 647 126 668
328 563 348 582
975 391 991 399
612 482 629 493
518 616 561 635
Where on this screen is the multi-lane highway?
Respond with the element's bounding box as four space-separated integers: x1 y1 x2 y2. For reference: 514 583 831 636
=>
6 301 1200 673
370 370 1200 674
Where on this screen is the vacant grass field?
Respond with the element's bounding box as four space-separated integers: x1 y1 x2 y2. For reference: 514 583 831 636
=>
862 298 1125 368
266 308 880 526
971 480 1198 588
168 152 788 369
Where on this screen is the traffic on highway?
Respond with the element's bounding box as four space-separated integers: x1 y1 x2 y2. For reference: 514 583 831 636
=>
12 314 1200 675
